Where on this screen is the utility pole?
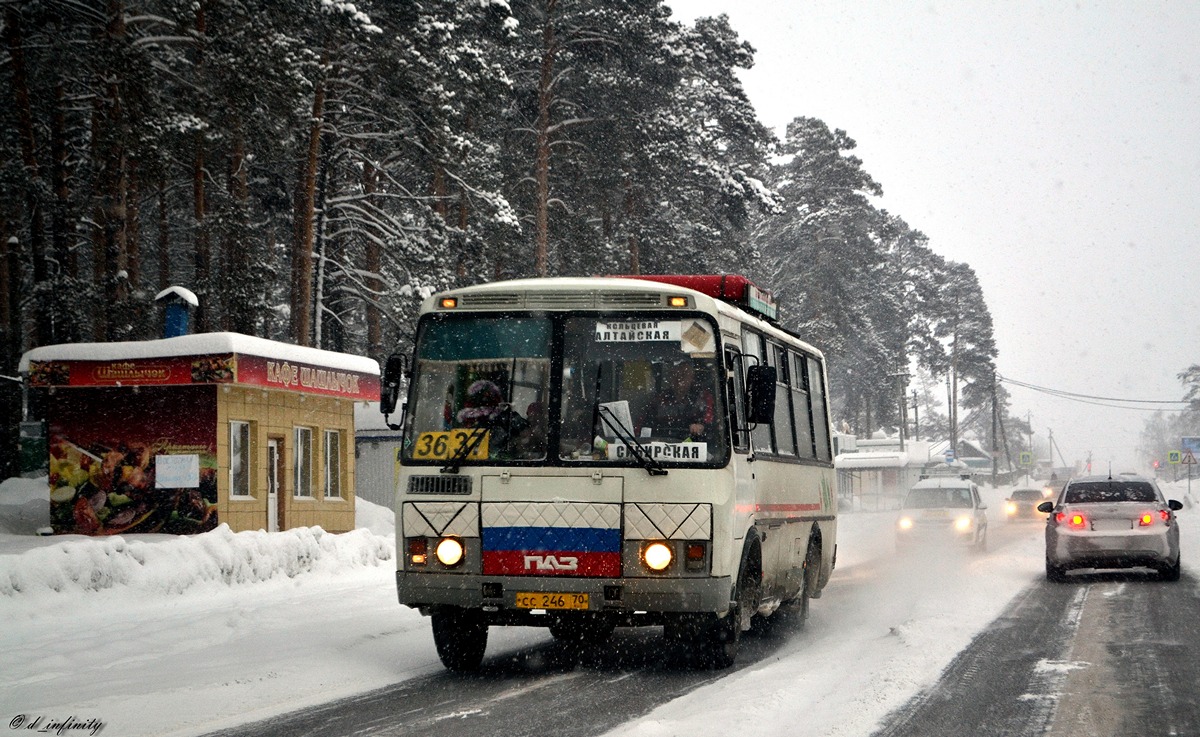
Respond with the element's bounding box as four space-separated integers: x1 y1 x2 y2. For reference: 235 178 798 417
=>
991 369 999 488
888 371 910 451
1026 411 1033 485
911 389 920 442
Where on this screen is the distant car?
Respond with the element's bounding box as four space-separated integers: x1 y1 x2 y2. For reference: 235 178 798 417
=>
896 477 988 552
1004 488 1047 521
1038 475 1183 582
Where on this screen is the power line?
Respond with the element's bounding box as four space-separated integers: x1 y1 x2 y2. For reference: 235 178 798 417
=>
997 374 1192 411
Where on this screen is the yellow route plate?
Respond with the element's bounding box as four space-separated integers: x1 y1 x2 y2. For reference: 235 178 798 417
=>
412 430 489 460
514 592 590 610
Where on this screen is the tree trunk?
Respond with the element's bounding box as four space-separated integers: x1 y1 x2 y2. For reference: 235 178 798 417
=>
291 51 328 347
157 177 170 292
362 163 382 352
533 0 559 277
224 120 252 334
624 175 640 274
191 1 209 332
95 0 130 341
4 5 52 346
192 138 209 331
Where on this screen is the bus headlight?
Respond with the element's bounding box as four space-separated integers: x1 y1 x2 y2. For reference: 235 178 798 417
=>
435 537 465 567
954 516 973 532
642 542 673 571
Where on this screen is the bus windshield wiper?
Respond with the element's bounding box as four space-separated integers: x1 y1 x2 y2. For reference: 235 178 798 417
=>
597 404 667 476
440 406 507 474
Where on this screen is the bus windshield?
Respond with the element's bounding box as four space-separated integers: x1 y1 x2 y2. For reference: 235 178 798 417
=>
402 313 729 468
404 316 553 463
559 316 727 466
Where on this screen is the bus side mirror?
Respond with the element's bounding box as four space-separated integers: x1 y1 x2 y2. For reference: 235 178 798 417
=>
380 353 408 425
745 365 776 425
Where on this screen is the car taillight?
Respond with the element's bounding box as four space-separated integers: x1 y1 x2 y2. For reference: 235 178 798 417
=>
1139 513 1154 527
1160 509 1171 522
1067 514 1086 530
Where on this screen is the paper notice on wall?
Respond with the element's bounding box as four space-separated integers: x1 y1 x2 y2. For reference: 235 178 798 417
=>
156 454 200 488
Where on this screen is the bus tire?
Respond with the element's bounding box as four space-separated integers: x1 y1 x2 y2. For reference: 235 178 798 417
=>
431 607 488 671
705 539 761 668
782 536 818 628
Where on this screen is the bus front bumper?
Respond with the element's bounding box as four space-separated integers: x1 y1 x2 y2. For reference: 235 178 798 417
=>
396 570 732 617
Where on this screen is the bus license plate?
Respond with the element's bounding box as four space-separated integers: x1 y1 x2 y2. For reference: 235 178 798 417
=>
514 592 589 610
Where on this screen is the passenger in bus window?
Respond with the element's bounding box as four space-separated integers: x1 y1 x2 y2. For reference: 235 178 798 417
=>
656 360 714 440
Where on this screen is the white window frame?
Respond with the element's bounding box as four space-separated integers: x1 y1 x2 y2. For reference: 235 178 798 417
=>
324 429 343 501
230 420 253 499
294 426 313 499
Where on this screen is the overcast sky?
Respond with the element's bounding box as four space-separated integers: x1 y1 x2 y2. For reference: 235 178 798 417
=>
669 0 1200 471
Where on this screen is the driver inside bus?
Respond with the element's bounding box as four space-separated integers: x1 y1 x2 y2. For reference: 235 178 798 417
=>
655 359 714 441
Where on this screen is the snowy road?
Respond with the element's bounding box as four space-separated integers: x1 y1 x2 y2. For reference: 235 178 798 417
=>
201 493 1054 737
3 479 1197 737
875 570 1200 737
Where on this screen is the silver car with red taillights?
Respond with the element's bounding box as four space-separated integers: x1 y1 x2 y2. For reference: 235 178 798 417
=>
1038 475 1183 582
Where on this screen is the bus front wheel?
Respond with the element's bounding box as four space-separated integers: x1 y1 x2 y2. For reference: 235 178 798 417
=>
431 607 488 671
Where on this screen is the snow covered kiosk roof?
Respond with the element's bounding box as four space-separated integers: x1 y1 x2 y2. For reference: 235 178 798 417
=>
19 332 380 400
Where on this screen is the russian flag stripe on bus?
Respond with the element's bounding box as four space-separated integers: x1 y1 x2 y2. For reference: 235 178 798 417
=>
482 550 621 577
482 526 621 553
481 526 622 577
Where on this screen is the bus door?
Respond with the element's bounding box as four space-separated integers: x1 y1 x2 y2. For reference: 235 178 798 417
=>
724 342 755 533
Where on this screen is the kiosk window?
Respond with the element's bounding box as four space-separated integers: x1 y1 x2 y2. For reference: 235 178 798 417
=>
230 421 252 497
324 430 343 500
294 427 313 498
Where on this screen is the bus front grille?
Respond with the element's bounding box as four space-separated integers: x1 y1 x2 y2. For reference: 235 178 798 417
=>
407 475 472 495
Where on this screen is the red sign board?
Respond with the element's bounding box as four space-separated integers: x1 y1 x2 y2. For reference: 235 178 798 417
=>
30 353 379 400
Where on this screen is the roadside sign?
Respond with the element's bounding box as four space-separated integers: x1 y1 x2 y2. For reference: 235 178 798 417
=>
1168 450 1182 465
1020 451 1032 466
1183 437 1200 454
1184 450 1198 466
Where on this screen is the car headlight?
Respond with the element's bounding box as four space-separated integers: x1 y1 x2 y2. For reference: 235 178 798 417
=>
954 516 973 531
897 516 914 530
1005 502 1017 515
434 537 465 567
642 541 673 571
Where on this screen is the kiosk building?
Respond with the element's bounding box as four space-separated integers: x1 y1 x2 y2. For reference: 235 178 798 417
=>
19 333 380 535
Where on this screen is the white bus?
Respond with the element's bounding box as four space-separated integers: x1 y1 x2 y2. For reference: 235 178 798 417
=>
380 275 836 670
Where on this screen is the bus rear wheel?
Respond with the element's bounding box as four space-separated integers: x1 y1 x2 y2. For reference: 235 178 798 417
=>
431 607 488 671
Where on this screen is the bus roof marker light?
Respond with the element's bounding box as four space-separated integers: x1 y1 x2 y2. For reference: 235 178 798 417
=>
668 295 688 308
439 297 458 310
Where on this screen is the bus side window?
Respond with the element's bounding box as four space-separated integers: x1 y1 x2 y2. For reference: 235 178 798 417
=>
772 345 797 456
790 350 815 459
807 355 832 461
725 347 748 453
741 331 773 454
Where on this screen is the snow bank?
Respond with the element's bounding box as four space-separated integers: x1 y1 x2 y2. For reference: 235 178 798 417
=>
0 524 392 598
0 476 397 601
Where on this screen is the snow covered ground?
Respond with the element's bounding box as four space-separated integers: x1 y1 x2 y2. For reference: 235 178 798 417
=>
1 475 1196 737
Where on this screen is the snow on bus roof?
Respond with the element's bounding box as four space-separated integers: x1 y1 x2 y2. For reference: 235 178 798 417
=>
18 332 379 375
430 276 824 358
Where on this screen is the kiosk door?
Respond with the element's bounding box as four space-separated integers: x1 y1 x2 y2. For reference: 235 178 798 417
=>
267 438 281 532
